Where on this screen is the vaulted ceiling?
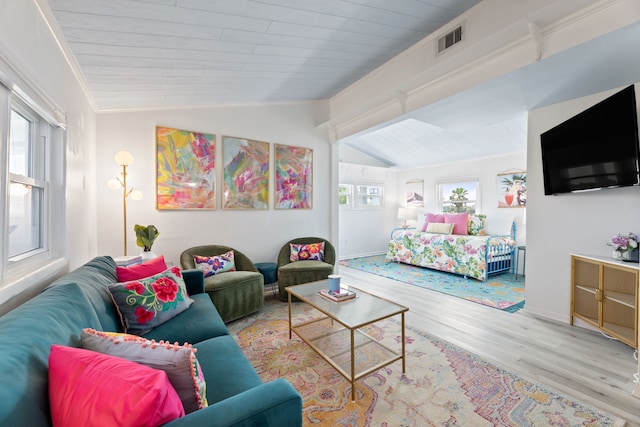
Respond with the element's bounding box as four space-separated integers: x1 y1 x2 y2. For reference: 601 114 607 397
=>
46 0 482 111
42 1 640 170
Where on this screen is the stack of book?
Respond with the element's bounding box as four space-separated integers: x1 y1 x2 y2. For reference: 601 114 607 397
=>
319 288 356 302
113 255 143 267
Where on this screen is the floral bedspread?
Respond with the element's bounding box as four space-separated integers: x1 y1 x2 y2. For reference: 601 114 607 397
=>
386 229 516 281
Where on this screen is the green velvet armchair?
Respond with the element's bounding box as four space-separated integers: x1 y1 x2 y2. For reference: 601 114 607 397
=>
277 237 336 301
180 245 264 322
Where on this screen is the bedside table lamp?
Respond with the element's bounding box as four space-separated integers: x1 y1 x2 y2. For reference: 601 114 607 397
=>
397 207 417 228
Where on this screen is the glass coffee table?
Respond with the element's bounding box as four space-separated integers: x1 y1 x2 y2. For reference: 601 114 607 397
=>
286 280 408 401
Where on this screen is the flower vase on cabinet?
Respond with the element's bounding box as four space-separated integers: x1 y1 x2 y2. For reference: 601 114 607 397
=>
622 248 639 263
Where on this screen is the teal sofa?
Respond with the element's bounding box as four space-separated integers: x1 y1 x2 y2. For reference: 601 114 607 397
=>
0 256 302 426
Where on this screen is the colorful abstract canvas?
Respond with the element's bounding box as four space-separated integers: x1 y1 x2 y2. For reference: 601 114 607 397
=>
274 144 312 209
156 126 216 210
222 136 269 209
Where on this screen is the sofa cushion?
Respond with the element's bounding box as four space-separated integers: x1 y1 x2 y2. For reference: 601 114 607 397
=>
278 260 334 273
193 335 263 404
290 242 325 261
109 266 193 335
142 293 229 343
49 256 122 332
194 251 236 277
116 255 168 282
82 328 207 414
0 283 103 426
49 345 184 427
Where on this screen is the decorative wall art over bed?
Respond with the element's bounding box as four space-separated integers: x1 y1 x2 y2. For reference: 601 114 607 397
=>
222 136 269 209
274 144 313 209
497 172 527 208
156 126 216 210
406 179 424 207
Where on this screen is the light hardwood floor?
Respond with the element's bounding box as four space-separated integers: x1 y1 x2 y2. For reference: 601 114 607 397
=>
335 263 640 426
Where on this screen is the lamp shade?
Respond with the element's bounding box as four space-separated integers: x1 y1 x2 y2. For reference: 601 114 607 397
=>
397 207 418 220
114 151 134 166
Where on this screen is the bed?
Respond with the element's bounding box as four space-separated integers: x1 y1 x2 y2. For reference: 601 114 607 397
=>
386 213 516 282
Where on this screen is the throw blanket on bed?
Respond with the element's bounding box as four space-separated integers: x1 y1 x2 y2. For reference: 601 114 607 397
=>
386 229 516 281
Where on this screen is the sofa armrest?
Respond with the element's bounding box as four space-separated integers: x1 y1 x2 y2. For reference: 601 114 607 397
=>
164 379 302 427
182 269 205 295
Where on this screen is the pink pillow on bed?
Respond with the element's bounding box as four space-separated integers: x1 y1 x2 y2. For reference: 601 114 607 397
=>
421 213 445 232
445 213 469 235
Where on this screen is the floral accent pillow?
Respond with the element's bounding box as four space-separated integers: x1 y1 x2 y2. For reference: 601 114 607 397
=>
193 251 236 278
468 214 487 236
290 242 325 262
82 328 207 414
108 266 193 335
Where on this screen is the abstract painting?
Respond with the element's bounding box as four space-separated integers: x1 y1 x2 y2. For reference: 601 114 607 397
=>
156 126 216 210
274 144 312 209
222 136 269 209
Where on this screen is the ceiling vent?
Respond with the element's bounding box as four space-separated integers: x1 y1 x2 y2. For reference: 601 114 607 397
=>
437 25 463 54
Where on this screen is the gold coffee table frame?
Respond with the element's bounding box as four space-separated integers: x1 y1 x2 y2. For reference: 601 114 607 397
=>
287 280 408 401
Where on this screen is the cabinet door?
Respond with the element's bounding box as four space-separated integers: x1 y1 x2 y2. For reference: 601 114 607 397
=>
602 265 638 347
571 257 600 327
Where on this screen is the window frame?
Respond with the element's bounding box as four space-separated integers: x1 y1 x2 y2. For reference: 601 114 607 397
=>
435 177 481 214
355 182 384 209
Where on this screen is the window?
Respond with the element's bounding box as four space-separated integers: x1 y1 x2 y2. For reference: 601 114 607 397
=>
436 178 480 214
8 104 47 259
356 184 384 208
0 67 65 282
338 184 353 207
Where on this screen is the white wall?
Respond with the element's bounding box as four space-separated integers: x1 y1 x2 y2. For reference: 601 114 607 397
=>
526 84 640 322
337 152 527 262
96 101 332 267
337 163 398 259
395 152 527 243
0 0 97 309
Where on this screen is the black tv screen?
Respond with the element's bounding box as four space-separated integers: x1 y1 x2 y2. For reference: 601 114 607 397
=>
540 85 640 195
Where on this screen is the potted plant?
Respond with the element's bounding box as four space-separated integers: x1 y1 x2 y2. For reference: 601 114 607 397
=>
607 232 640 262
134 224 160 260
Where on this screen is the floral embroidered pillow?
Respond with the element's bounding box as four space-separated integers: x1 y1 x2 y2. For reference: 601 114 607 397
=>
290 242 325 262
108 266 193 335
468 214 487 236
193 251 236 278
81 328 207 414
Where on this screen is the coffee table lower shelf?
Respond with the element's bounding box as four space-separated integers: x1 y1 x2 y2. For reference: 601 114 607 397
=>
290 315 405 401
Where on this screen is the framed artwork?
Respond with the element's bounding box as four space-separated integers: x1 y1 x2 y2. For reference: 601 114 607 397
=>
156 126 216 210
222 136 269 209
274 144 313 209
406 179 424 207
497 172 527 208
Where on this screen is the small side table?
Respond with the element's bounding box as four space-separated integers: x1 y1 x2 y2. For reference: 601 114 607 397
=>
255 262 278 297
515 245 526 279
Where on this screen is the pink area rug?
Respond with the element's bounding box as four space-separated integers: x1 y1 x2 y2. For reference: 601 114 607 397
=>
226 298 624 426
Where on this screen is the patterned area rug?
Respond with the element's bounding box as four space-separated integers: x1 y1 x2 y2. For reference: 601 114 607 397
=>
227 299 624 426
339 254 525 312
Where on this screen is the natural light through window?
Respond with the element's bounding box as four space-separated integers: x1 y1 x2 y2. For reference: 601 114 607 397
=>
436 178 480 214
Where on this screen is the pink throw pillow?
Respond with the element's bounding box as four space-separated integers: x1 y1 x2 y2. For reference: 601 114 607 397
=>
444 212 469 235
49 345 184 427
421 213 445 232
116 255 168 282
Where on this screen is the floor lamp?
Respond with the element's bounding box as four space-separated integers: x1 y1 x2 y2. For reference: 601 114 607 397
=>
107 151 142 256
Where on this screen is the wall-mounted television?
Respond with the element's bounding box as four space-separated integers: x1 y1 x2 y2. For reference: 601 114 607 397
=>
540 85 640 195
